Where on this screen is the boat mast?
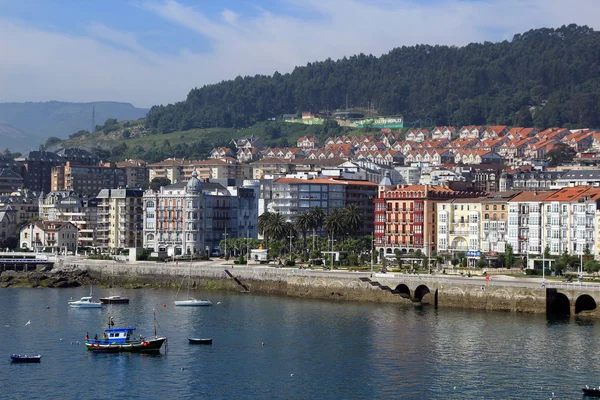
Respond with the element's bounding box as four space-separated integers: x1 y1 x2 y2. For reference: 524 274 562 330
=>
153 309 157 338
187 266 191 299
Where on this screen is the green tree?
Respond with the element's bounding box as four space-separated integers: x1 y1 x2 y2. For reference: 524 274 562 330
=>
477 254 487 269
150 177 171 191
325 208 346 240
585 259 600 275
294 212 312 250
258 212 287 247
308 207 325 250
547 143 576 167
505 244 515 268
342 204 363 236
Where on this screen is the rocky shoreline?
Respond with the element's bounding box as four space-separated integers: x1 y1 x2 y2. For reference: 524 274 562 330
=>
0 266 99 288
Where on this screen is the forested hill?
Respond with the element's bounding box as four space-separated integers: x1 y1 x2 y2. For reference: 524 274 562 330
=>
147 24 600 133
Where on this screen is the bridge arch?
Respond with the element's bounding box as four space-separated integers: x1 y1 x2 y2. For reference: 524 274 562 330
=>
414 284 431 301
575 294 597 314
547 290 570 316
394 284 411 298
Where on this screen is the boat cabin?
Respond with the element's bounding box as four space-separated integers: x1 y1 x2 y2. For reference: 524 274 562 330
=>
89 327 136 344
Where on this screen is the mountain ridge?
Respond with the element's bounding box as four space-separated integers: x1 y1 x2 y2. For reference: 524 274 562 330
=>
0 101 148 152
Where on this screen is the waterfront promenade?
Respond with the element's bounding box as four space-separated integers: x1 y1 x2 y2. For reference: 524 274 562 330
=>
36 254 600 317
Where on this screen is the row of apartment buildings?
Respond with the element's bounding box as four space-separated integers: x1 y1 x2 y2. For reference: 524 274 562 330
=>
374 184 600 265
8 169 600 266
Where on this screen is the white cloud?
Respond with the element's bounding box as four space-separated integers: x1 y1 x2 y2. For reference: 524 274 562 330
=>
1 0 599 108
221 9 240 26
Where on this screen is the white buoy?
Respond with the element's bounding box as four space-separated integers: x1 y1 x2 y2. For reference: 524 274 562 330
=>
217 302 221 305
290 373 294 377
25 320 31 326
181 367 185 371
261 342 265 346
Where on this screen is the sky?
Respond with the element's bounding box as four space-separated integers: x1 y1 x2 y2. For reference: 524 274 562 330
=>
1 0 599 108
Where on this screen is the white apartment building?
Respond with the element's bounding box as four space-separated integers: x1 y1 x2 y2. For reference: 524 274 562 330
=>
507 191 548 255
436 198 485 261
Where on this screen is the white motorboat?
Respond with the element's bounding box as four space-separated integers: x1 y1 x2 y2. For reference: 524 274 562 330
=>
174 265 212 307
68 296 102 308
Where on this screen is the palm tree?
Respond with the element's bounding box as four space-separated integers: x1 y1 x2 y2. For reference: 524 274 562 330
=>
295 212 312 249
269 213 287 241
343 204 363 236
308 207 325 251
258 212 274 246
325 208 346 240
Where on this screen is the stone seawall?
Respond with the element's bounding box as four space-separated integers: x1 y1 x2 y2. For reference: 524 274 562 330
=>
54 259 554 314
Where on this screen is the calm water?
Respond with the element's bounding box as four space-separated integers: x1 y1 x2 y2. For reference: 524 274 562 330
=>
0 287 598 399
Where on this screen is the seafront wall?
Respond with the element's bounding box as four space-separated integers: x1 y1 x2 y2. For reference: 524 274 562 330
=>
54 259 555 314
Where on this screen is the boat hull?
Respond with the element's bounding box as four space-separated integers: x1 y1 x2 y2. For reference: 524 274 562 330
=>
86 337 166 353
174 300 212 306
99 297 130 304
69 303 102 308
583 388 600 397
188 338 213 344
10 354 41 363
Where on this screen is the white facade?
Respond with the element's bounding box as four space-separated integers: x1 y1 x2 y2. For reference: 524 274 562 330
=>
19 221 78 252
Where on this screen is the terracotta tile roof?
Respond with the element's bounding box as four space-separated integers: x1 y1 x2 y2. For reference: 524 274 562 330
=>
544 186 592 201
509 191 553 202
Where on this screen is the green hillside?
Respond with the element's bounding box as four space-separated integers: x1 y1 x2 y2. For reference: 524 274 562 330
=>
49 118 353 163
146 24 600 132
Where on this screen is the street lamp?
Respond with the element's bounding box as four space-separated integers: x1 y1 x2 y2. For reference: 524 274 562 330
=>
329 234 337 270
288 234 294 262
223 226 229 259
371 236 376 276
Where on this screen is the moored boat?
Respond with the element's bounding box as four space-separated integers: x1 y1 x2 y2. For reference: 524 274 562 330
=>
99 296 130 304
188 337 213 344
175 298 212 306
583 386 600 397
10 354 41 363
68 296 102 308
85 314 166 353
174 265 212 307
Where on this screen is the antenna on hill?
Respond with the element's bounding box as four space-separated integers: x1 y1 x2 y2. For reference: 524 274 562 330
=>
92 106 95 133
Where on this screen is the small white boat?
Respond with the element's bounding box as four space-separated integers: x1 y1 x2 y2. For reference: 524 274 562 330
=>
174 265 212 307
174 298 212 307
68 296 102 308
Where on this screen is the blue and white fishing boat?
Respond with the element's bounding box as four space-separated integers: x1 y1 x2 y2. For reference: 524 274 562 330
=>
85 314 166 353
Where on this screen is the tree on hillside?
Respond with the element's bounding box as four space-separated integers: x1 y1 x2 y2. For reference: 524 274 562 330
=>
150 177 171 191
547 143 576 167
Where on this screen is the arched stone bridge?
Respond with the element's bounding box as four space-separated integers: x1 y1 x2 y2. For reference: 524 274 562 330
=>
361 275 600 316
546 283 600 316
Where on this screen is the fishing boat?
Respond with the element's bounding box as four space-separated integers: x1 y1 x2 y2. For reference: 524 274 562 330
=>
187 337 213 344
68 285 102 308
85 314 167 353
174 265 212 307
10 354 41 363
99 296 130 304
582 386 600 397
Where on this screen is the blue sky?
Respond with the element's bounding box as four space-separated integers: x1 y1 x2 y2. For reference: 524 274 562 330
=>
0 0 599 107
